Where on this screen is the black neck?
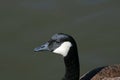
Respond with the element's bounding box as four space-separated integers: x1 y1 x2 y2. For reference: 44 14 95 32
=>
63 45 80 80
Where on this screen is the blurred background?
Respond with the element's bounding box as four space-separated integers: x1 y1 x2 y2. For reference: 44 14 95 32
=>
0 0 120 80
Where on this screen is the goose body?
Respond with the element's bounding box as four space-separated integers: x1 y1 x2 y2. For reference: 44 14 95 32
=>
34 33 120 80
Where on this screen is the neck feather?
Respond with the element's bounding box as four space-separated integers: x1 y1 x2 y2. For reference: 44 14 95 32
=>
63 45 80 80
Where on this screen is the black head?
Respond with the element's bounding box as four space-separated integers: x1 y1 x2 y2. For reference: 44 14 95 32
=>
34 33 80 80
34 33 76 57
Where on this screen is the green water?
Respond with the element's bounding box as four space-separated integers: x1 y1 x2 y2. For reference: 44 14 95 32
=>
0 0 120 80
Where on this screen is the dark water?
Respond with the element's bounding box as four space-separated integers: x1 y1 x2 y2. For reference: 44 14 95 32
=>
0 0 120 80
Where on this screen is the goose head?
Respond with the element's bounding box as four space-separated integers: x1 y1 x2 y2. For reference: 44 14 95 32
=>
34 33 80 80
34 33 76 57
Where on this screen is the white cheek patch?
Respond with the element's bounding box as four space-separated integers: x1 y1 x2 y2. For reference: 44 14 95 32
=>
53 41 72 57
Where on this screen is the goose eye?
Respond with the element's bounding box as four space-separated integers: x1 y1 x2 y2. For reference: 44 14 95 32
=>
56 40 60 43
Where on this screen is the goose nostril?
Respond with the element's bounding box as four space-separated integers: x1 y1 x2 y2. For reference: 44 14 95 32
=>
41 45 45 48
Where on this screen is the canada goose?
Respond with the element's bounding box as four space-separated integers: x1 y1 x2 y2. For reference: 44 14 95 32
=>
34 33 120 80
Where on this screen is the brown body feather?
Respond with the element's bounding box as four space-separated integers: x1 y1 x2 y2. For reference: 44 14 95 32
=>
80 64 120 80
